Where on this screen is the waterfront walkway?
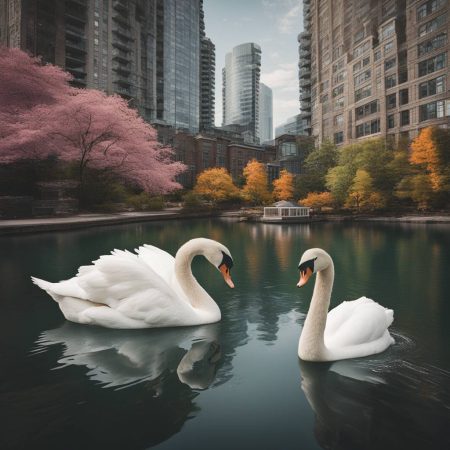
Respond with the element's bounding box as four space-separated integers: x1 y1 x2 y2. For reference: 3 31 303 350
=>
1 210 449 236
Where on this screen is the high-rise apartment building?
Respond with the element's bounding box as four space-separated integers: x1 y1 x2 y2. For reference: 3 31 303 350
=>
259 82 273 143
301 0 450 146
1 0 215 130
0 0 157 120
222 42 261 144
199 37 215 130
298 0 312 136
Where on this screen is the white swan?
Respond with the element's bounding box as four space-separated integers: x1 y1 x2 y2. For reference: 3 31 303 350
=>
31 238 234 329
297 248 394 362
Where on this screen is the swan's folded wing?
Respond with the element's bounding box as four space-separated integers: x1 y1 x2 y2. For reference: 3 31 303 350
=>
76 249 176 307
325 297 374 338
136 244 176 285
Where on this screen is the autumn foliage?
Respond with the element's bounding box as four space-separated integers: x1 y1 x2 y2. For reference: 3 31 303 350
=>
194 168 240 203
272 169 294 201
241 159 272 205
299 192 334 210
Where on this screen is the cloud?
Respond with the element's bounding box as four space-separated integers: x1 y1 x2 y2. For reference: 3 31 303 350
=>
261 63 298 89
277 3 301 34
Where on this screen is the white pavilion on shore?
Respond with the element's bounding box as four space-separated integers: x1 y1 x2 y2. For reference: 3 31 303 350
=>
262 201 310 222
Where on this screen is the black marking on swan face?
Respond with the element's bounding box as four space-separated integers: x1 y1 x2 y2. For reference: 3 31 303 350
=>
298 257 317 274
219 251 234 270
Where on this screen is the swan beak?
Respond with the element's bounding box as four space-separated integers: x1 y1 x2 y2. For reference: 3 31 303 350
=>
297 267 312 288
219 264 235 288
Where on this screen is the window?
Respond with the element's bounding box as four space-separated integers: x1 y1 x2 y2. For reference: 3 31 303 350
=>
418 33 447 56
417 0 446 21
380 22 395 41
354 69 371 87
354 40 371 58
384 41 394 54
387 93 396 109
354 30 365 44
385 74 397 88
387 114 395 128
419 100 445 121
418 13 447 37
385 57 396 71
332 59 345 73
333 70 346 84
418 53 446 76
355 86 372 101
399 88 409 105
332 84 344 97
356 118 380 137
374 50 382 61
419 75 446 98
355 100 379 119
334 131 344 144
400 110 410 126
334 114 344 126
320 93 329 103
335 97 345 109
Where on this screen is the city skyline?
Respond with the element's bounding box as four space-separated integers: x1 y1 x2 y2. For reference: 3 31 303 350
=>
203 0 303 131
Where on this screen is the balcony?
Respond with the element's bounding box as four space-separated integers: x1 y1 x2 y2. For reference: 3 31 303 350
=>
65 38 86 52
113 0 128 13
112 40 132 52
112 22 134 41
299 78 311 88
301 101 311 109
65 23 85 37
300 90 311 100
299 58 311 69
112 48 132 63
112 61 131 76
299 49 311 58
299 68 311 78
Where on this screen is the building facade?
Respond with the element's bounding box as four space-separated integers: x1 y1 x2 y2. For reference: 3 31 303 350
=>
1 0 215 129
222 42 262 144
275 114 305 138
0 0 157 121
301 0 450 146
199 36 215 130
259 82 273 143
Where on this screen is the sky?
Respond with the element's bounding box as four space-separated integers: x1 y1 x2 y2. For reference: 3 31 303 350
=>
203 0 304 131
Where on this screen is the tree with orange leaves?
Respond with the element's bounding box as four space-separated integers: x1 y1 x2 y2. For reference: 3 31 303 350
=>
410 127 443 191
272 169 295 201
194 167 240 204
241 159 272 205
299 191 334 211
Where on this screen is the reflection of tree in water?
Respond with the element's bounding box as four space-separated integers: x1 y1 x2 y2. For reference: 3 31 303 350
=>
299 339 450 450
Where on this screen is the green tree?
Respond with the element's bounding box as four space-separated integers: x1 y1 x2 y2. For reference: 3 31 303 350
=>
300 140 338 193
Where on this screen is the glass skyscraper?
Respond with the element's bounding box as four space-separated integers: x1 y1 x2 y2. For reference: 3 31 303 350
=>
156 0 201 132
259 82 273 143
222 43 261 143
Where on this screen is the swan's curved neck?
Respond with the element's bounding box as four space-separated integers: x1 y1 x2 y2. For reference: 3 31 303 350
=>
174 240 220 317
299 260 334 360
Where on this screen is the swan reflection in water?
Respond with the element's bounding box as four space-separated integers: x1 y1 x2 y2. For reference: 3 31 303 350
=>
299 333 450 450
34 322 221 390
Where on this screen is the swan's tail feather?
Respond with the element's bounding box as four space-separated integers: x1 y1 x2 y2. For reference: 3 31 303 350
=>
31 276 61 302
385 308 394 327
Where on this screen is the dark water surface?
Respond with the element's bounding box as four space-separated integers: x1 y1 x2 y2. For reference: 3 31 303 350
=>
1 219 449 450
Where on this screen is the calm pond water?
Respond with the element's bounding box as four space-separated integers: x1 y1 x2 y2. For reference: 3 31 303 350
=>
1 219 450 450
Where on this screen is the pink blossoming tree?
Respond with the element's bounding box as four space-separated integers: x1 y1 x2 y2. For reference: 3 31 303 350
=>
0 47 185 194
